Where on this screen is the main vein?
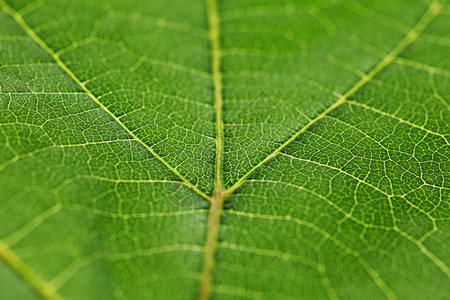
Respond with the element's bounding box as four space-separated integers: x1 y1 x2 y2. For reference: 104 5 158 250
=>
224 0 445 197
0 1 209 201
199 0 224 299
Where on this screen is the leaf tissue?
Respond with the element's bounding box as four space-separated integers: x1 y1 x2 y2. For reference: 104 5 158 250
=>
0 0 449 299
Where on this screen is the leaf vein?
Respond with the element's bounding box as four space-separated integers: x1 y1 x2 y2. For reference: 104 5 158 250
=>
0 0 210 201
224 0 445 197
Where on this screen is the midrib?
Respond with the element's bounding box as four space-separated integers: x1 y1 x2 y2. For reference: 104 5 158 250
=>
199 0 225 299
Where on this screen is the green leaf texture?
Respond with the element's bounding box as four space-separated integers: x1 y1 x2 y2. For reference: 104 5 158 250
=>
0 0 449 299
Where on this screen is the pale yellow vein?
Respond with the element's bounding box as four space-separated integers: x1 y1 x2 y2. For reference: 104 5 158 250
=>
224 0 445 198
199 0 225 299
0 240 63 300
0 0 209 201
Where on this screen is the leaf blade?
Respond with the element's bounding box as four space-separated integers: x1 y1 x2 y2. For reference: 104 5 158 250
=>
1 0 449 299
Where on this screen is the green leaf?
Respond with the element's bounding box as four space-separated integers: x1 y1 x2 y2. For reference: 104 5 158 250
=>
1 0 449 299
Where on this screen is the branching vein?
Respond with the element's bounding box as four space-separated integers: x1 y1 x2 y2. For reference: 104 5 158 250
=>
0 0 209 201
224 0 445 197
0 0 447 299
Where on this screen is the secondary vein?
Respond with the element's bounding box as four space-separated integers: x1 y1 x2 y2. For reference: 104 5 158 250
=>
0 0 209 201
224 0 445 198
0 239 63 300
199 0 225 299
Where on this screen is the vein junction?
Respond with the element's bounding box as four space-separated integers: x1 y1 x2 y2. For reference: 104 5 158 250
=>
0 0 447 299
197 0 446 299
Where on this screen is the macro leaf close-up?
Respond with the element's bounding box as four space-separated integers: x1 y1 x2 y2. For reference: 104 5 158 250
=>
0 0 449 299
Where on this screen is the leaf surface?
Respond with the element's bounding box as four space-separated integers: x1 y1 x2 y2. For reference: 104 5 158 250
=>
0 0 449 299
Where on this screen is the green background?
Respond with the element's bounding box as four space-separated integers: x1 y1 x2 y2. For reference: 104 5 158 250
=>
0 0 449 299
